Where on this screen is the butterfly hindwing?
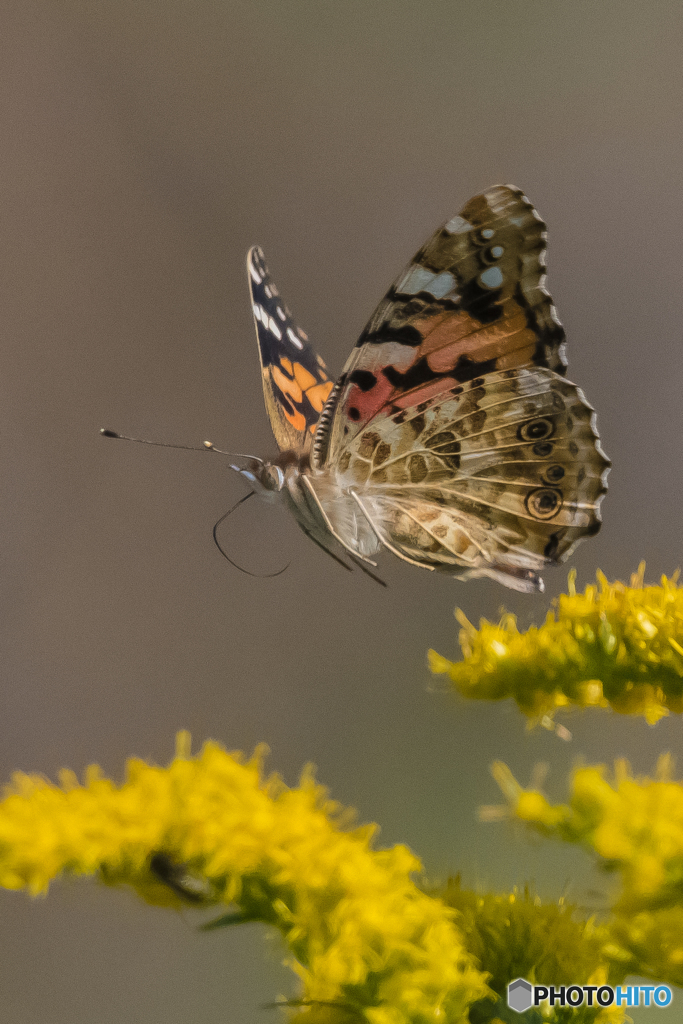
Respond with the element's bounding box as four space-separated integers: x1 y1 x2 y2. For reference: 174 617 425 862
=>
329 367 610 591
248 246 333 453
313 185 567 468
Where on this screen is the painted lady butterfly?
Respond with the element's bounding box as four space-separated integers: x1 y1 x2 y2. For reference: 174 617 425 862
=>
238 185 610 593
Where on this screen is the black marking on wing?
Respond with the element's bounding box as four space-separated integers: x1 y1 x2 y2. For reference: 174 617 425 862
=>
381 352 499 392
356 324 424 348
349 369 378 391
458 275 505 324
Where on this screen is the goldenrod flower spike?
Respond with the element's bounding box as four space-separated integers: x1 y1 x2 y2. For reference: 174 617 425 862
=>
429 564 683 725
431 879 626 1024
0 734 487 1024
495 756 683 988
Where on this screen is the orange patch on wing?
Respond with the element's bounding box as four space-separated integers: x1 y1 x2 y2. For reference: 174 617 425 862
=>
285 408 306 431
413 300 537 374
307 380 334 412
418 310 479 353
281 356 293 374
293 363 318 390
272 365 302 404
426 318 534 372
496 342 537 368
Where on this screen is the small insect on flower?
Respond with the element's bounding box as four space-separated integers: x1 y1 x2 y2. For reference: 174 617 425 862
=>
104 186 610 592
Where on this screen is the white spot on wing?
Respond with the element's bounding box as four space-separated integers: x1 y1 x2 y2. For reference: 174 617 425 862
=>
352 340 416 371
249 263 262 284
395 266 432 294
395 265 460 302
265 285 272 298
287 327 303 350
479 266 504 289
395 265 437 295
428 271 458 299
444 215 472 234
253 303 262 321
276 306 286 320
269 318 282 340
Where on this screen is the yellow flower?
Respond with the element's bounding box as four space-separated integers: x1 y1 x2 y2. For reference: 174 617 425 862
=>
430 878 627 1023
430 565 683 725
493 755 683 987
0 734 487 1024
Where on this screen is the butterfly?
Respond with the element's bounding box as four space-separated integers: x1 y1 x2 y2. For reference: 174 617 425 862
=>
236 185 610 593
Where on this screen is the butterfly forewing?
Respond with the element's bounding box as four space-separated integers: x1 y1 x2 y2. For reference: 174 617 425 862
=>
247 246 334 454
313 185 567 467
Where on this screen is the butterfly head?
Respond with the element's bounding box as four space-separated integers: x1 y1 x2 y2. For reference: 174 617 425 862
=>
229 457 285 502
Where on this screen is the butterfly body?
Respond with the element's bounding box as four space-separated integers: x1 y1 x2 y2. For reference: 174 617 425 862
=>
235 451 382 567
242 186 610 593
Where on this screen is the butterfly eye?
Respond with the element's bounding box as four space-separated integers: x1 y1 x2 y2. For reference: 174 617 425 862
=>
525 487 562 520
263 465 285 492
518 418 555 442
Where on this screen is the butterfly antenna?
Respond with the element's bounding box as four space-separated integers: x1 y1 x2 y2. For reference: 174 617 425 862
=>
100 429 264 466
102 429 288 576
212 492 290 578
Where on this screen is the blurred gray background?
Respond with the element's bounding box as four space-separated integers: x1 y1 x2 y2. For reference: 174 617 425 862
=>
0 2 681 1021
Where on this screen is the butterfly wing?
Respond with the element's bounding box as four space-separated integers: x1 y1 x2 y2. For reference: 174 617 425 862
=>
247 246 334 453
312 184 566 467
309 185 609 591
334 367 609 591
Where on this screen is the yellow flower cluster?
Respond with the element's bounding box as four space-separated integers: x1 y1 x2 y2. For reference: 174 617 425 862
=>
431 878 625 1024
0 734 487 1024
492 756 683 987
430 565 683 725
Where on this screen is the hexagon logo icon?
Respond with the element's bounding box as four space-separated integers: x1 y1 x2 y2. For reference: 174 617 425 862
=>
508 977 533 1013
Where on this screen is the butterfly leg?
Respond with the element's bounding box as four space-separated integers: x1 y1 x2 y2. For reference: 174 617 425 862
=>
346 553 387 588
299 527 386 587
299 526 354 573
300 476 380 567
